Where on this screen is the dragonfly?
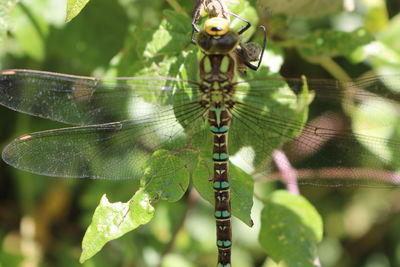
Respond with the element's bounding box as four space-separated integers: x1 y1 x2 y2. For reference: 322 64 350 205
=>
2 10 400 267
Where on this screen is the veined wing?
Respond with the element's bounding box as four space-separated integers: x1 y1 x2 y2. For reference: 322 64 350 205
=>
3 69 400 184
234 74 400 113
0 69 200 125
2 101 206 180
230 74 400 186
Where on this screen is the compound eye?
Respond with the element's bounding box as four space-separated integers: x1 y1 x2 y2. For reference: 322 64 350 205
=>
205 17 230 36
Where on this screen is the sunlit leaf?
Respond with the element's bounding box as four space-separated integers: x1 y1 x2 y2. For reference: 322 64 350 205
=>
193 159 254 226
141 150 190 202
258 0 342 17
0 0 18 44
353 97 400 169
297 28 375 59
363 14 400 75
259 190 323 267
80 190 154 262
66 0 90 22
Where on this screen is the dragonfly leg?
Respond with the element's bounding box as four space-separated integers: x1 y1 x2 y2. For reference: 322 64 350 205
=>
191 1 202 44
225 10 251 35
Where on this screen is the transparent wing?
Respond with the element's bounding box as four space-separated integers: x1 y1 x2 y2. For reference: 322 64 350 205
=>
2 103 206 180
0 69 200 125
231 74 400 186
3 68 400 186
235 74 400 114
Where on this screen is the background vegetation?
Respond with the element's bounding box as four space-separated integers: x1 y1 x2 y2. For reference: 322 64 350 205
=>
1 0 400 266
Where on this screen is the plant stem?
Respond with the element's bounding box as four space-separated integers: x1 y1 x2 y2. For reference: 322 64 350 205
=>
272 150 300 195
318 57 351 81
316 57 355 115
166 0 189 16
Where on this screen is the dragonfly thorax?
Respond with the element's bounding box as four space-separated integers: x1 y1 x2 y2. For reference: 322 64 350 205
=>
210 88 224 103
196 17 239 55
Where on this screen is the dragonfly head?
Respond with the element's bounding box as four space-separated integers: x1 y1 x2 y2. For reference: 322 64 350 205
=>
196 17 239 55
205 17 230 36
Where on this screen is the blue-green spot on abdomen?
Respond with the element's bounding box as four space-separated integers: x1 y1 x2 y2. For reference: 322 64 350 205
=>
213 181 229 189
217 240 232 248
217 264 231 267
210 125 229 133
213 153 229 161
215 210 230 218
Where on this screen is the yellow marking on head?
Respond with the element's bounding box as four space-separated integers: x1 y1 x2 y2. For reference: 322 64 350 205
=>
205 17 230 36
19 135 32 141
2 70 16 75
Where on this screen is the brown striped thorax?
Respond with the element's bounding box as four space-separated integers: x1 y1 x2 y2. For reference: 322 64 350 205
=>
196 17 240 55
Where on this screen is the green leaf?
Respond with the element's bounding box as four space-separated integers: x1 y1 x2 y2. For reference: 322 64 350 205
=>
141 150 190 202
8 0 129 73
228 68 311 170
0 0 18 44
133 10 192 60
192 159 254 226
377 13 400 50
353 97 400 169
362 0 389 33
80 190 154 263
296 75 313 122
66 0 90 22
259 190 323 267
227 0 259 41
113 10 195 79
361 14 400 75
297 28 375 59
51 0 129 74
8 0 49 61
258 0 342 17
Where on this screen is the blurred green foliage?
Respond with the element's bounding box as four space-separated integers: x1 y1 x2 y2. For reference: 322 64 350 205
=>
1 0 400 267
259 190 323 267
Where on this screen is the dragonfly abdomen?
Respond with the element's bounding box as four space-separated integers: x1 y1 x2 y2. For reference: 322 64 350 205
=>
204 62 234 265
201 58 234 265
209 108 232 267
